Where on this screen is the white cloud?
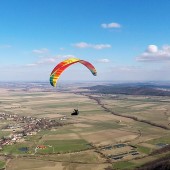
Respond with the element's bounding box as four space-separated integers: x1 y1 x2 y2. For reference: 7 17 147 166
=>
97 59 110 63
26 63 37 67
37 58 56 64
101 22 121 29
146 45 158 53
94 44 111 50
32 48 49 54
26 55 76 67
136 45 170 62
74 42 89 48
0 45 12 48
74 42 111 50
61 54 75 59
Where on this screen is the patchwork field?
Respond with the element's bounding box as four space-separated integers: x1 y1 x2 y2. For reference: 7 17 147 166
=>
0 86 170 170
0 91 101 118
101 95 170 128
6 157 110 170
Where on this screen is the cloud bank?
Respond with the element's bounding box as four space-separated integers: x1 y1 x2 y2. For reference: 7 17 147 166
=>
32 48 49 54
101 22 121 29
97 59 110 63
26 55 76 67
136 45 170 62
73 42 111 50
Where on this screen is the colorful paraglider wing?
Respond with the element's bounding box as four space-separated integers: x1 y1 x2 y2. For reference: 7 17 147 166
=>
79 60 97 76
50 60 79 87
50 58 80 76
50 58 80 87
50 58 97 87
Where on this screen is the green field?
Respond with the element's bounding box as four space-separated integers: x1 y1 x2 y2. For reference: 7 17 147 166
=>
0 161 5 169
1 143 36 155
113 161 137 170
136 145 152 154
37 139 91 154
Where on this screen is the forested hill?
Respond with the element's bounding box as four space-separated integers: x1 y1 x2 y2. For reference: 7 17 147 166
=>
84 84 170 96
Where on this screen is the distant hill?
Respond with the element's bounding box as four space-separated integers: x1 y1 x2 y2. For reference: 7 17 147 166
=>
83 84 170 96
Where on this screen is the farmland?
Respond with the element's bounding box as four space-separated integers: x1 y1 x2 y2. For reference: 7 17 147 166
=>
0 82 169 169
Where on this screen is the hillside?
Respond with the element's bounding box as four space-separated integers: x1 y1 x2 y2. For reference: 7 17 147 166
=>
84 84 170 96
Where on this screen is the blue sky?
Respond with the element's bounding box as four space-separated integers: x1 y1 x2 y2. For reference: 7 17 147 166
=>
1 0 170 82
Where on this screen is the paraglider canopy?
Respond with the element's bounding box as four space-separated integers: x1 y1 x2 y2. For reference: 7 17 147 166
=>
50 58 97 87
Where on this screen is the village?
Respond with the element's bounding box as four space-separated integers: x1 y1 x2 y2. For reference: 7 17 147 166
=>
0 111 143 161
0 112 63 148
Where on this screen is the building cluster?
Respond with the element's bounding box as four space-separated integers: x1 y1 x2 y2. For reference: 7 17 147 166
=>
0 112 62 148
99 143 140 162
